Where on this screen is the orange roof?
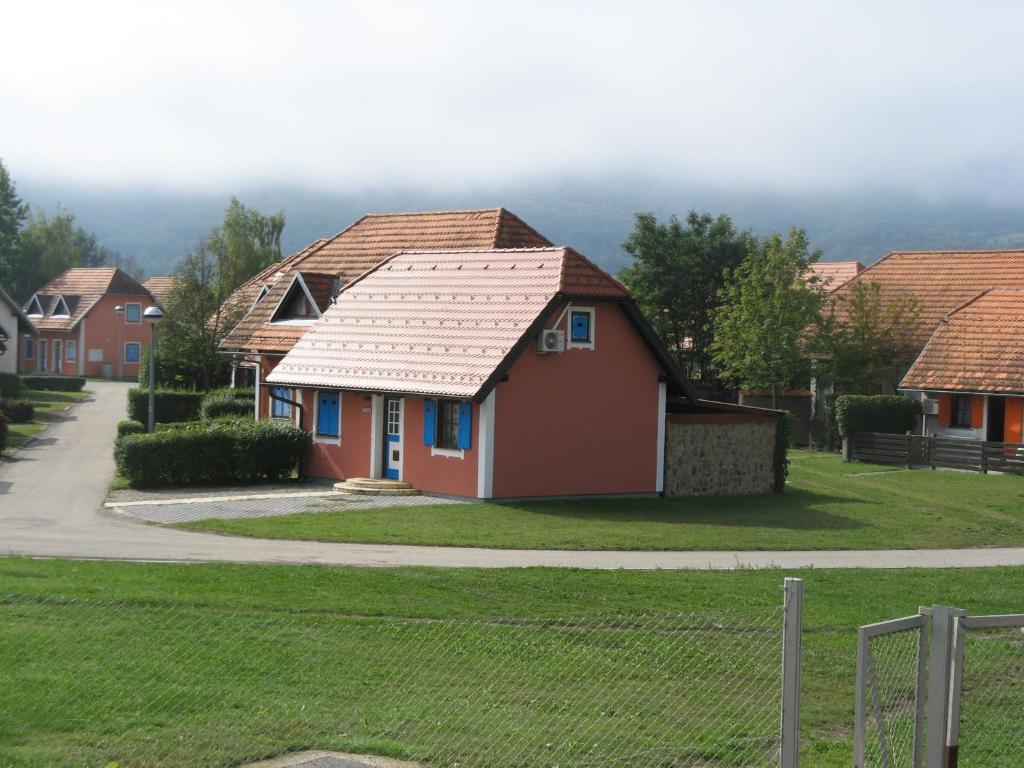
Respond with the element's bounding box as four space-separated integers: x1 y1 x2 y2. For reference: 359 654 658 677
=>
220 208 552 354
809 260 863 292
142 276 179 306
901 290 1024 394
831 250 1024 347
266 247 684 400
26 268 151 331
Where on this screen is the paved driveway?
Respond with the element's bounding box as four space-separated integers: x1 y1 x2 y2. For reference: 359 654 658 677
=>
3 380 1024 570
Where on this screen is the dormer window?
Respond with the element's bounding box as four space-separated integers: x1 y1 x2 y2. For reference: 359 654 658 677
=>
26 295 44 317
51 296 71 317
567 307 596 350
270 274 321 324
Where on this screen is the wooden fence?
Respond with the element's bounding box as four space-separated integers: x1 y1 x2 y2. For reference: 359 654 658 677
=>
846 431 1024 474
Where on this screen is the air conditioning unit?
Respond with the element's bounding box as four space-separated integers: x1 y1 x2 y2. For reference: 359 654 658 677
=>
921 397 939 415
536 329 565 353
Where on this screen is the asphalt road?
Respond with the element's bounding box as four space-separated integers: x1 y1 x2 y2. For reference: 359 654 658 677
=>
3 380 1024 570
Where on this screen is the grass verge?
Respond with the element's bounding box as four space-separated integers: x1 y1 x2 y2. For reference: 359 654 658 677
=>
179 450 1024 551
4 389 89 451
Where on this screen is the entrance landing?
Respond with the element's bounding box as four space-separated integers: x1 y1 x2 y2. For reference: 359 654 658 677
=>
334 478 421 496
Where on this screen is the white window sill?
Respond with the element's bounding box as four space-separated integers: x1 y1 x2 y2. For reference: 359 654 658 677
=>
567 342 595 350
431 446 465 459
314 434 341 446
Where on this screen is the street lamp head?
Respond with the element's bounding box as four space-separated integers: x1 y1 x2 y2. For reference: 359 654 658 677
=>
114 305 124 314
143 306 164 324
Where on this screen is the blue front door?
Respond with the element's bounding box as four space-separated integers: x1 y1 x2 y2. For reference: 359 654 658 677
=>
384 397 402 480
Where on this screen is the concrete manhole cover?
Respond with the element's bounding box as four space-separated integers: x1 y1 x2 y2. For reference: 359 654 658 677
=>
242 751 420 768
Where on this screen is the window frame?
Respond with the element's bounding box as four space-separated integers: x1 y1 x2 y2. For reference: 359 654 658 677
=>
314 389 342 443
125 303 142 324
436 399 460 450
124 341 142 364
951 394 974 428
271 386 293 420
66 340 77 362
24 338 34 360
567 306 596 350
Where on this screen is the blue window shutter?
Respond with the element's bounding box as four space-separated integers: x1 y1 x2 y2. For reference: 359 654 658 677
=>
423 399 437 446
457 403 472 450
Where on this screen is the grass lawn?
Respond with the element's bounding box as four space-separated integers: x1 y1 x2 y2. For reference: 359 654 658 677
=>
179 450 1024 551
1 558 1022 767
3 389 89 451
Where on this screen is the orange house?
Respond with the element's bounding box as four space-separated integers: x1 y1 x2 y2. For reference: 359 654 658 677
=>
20 268 156 379
265 247 696 499
900 289 1024 444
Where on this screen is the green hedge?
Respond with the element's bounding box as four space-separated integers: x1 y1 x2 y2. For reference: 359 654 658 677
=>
114 419 310 488
0 373 21 399
200 393 253 420
117 419 146 437
773 411 795 494
0 400 35 423
834 395 922 437
128 387 255 425
0 412 7 452
22 375 86 392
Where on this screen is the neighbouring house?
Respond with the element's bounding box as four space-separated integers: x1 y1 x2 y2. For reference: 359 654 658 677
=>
900 289 1024 444
20 268 157 378
265 246 783 499
142 276 179 307
0 286 36 375
808 260 864 292
219 208 554 414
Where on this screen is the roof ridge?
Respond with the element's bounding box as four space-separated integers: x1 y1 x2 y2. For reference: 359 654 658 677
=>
942 289 994 321
885 249 1024 255
361 208 502 218
387 246 564 256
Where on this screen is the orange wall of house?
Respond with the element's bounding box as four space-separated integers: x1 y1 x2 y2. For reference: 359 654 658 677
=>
1006 397 1024 444
491 301 664 498
298 389 373 481
402 397 479 497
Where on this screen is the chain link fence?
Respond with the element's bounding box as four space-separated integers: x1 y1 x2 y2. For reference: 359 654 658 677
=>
0 592 790 768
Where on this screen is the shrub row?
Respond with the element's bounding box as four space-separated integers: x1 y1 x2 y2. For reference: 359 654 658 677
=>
21 375 85 392
0 400 35 423
199 393 253 420
834 394 922 437
115 419 310 487
117 419 146 437
127 387 254 425
0 372 21 399
0 412 7 452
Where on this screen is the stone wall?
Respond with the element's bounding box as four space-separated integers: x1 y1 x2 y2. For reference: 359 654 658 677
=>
664 414 777 497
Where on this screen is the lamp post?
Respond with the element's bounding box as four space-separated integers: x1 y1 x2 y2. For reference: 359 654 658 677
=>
143 306 164 433
114 305 124 379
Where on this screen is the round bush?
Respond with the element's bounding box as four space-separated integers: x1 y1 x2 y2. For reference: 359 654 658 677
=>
200 393 253 421
117 419 146 437
0 399 35 423
0 412 7 451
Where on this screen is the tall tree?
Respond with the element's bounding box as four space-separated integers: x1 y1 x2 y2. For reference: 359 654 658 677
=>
14 209 115 300
619 211 747 380
0 159 29 296
710 229 825 407
207 197 285 294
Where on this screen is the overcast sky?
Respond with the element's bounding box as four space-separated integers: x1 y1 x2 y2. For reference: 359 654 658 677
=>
4 1 1024 198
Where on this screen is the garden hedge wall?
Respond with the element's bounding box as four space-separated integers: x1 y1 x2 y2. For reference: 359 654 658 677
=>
834 394 922 437
0 373 21 399
0 400 35 423
22 375 86 392
199 392 253 420
115 419 310 487
0 412 7 452
128 387 254 425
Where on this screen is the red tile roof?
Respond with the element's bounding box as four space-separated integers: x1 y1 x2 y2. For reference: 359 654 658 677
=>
266 247 662 400
809 261 864 292
26 268 151 331
901 290 1024 394
220 209 552 354
142 276 179 306
830 250 1024 347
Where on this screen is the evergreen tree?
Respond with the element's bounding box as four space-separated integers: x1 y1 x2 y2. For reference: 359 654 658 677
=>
0 159 29 296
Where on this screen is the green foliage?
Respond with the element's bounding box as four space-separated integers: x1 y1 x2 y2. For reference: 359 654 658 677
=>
127 388 204 424
0 399 35 423
200 392 253 420
619 211 747 380
117 419 146 437
0 159 29 299
21 375 86 392
816 281 922 393
207 197 285 293
710 229 825 405
773 412 795 493
0 372 22 399
0 411 7 451
115 420 310 487
834 394 922 437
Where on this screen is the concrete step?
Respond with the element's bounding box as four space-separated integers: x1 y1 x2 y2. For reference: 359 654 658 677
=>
333 478 420 496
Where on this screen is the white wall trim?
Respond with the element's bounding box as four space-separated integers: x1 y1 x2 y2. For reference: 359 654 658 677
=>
477 390 496 498
397 397 406 481
253 356 261 419
432 446 465 459
656 381 667 493
369 395 384 478
78 318 86 376
565 305 596 350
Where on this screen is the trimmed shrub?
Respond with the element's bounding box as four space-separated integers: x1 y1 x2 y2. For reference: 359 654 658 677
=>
127 388 204 424
117 419 146 437
0 372 21 399
200 393 253 420
0 412 7 452
115 419 310 488
0 399 35 423
834 394 922 437
22 375 86 392
773 411 795 493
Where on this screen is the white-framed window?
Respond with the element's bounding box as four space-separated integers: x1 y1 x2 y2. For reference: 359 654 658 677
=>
124 342 141 363
24 338 34 359
125 303 142 324
66 341 77 362
37 340 47 371
271 386 293 419
567 306 596 350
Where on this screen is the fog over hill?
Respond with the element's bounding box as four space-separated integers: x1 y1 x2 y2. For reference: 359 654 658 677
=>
18 176 1024 279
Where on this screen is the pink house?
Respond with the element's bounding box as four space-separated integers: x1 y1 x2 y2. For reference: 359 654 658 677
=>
264 247 696 499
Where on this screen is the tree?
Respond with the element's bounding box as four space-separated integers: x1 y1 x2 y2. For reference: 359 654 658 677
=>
14 208 115 300
710 229 825 407
207 197 285 294
0 159 29 296
619 211 747 380
816 281 922 393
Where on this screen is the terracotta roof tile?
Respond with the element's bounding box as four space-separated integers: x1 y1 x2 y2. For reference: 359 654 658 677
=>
831 250 1024 347
142 276 179 306
26 268 150 331
901 290 1024 394
220 209 552 354
266 247 628 398
809 260 864 292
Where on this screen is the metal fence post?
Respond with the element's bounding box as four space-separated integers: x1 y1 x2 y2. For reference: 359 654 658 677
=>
854 625 868 768
945 616 966 768
781 577 803 768
924 605 965 768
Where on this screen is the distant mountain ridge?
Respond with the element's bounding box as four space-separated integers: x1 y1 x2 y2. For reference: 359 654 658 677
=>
17 176 1024 278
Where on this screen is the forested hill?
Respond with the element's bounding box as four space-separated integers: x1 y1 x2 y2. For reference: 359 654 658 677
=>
18 176 1024 278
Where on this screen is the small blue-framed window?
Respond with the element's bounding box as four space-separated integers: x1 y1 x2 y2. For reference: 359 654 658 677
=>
424 399 472 450
125 303 142 324
317 391 340 438
568 307 595 348
271 387 292 419
24 338 34 359
124 342 141 363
